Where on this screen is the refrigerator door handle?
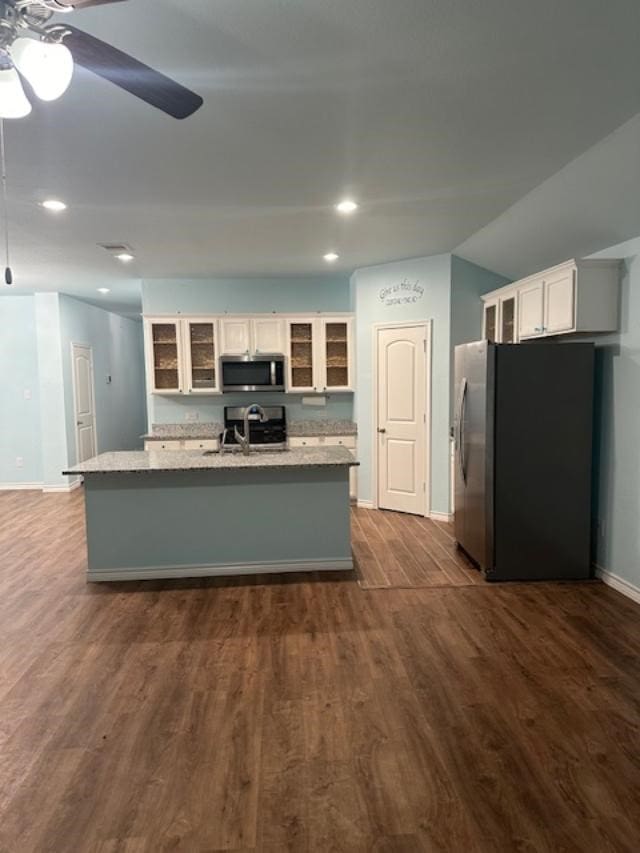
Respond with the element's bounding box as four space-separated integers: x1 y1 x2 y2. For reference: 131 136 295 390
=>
457 377 468 483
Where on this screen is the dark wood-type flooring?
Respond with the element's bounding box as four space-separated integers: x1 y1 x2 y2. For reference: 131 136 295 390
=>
352 507 482 588
1 489 639 852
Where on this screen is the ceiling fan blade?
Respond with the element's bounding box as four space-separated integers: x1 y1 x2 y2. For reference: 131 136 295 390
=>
52 1 129 8
63 26 204 119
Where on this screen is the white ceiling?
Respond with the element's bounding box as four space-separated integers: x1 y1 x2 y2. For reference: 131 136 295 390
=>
3 0 640 313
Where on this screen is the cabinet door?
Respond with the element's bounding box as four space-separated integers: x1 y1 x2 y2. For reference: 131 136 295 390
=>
320 319 353 392
518 280 545 339
185 320 219 393
147 320 184 394
544 268 576 335
500 295 517 343
484 301 498 342
286 319 318 392
220 319 251 355
252 317 284 354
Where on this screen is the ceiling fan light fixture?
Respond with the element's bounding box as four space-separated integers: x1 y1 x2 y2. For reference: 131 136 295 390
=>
0 66 32 119
11 38 74 102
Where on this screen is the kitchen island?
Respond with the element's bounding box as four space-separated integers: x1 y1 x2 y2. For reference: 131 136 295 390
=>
64 447 357 582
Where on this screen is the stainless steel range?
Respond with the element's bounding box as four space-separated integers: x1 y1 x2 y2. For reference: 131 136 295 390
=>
220 405 287 453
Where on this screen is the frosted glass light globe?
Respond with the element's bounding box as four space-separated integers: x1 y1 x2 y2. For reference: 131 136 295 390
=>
0 66 32 118
11 38 74 102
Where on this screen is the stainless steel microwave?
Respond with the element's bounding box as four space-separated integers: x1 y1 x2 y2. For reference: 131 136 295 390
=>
220 354 286 392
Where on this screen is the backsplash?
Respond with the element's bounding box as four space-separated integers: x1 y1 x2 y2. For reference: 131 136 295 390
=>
150 392 354 425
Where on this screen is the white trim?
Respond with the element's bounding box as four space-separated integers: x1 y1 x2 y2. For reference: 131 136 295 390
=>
357 499 375 509
371 320 432 517
594 564 640 605
43 479 83 494
0 482 44 491
71 342 98 464
87 557 353 583
430 511 453 523
143 311 356 320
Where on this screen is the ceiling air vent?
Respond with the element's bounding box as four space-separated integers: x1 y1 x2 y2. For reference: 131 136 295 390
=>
99 243 134 255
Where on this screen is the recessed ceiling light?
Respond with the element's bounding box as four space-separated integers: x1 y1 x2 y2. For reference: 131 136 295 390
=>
115 253 135 263
97 288 110 294
324 252 339 262
41 199 67 212
335 199 358 214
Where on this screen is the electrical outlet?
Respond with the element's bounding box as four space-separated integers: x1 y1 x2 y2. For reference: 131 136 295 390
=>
23 389 31 400
16 457 23 469
185 412 199 422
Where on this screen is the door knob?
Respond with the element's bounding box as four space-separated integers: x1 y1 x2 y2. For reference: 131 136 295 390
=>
377 428 386 434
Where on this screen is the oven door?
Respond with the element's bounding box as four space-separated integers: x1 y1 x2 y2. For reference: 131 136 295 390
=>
221 357 285 392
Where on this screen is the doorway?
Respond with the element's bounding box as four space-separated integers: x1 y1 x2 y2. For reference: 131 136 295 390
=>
71 343 97 464
374 322 431 516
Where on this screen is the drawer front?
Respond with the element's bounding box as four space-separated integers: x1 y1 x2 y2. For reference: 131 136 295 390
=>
288 437 321 448
323 436 356 449
145 439 182 451
183 439 218 450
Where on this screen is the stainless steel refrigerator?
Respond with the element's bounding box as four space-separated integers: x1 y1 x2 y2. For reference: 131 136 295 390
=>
453 341 595 581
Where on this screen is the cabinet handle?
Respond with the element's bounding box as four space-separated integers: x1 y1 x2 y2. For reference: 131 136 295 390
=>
377 428 386 434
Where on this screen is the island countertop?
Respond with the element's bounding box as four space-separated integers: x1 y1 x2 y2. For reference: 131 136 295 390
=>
64 446 359 476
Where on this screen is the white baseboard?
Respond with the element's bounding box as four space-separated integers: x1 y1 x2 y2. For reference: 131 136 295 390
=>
0 482 44 491
594 564 640 605
43 479 83 494
430 511 453 523
357 499 375 509
87 557 353 583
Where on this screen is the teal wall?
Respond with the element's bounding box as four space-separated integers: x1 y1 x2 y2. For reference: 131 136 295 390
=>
585 237 640 592
0 296 42 484
142 276 354 426
351 254 452 513
142 276 351 315
0 292 146 488
59 295 147 473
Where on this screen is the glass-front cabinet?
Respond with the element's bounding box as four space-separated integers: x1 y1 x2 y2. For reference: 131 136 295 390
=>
500 295 516 343
148 320 183 394
285 316 354 393
483 301 498 343
321 319 352 391
287 319 317 392
185 320 219 393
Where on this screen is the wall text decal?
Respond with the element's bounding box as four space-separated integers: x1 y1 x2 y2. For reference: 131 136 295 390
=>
378 279 425 307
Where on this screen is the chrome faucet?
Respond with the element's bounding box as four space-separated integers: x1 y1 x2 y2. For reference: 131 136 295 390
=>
234 404 268 455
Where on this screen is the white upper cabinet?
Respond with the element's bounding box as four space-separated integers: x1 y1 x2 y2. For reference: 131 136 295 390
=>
518 279 545 339
483 300 498 342
220 319 252 355
483 259 620 342
145 319 185 395
252 317 285 354
184 319 220 393
220 317 285 355
285 316 354 393
543 267 575 335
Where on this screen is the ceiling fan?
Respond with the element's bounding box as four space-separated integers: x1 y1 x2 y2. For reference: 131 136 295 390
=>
0 0 204 119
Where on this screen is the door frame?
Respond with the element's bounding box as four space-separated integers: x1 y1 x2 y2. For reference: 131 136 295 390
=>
70 342 98 465
371 320 432 517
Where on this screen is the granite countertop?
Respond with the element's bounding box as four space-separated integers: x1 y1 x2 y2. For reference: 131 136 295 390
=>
63 446 359 475
287 419 357 437
141 423 222 440
142 419 357 440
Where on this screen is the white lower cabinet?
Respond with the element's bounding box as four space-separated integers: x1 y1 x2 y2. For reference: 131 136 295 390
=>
288 435 357 499
145 439 218 452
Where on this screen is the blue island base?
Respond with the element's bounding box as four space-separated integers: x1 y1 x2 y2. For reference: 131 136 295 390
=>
82 467 352 581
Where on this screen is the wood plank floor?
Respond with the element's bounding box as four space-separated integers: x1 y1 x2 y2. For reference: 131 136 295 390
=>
352 507 482 588
1 489 640 852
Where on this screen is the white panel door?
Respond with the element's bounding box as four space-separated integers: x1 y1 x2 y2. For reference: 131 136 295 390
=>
518 280 545 339
220 319 251 355
72 343 97 463
544 268 576 334
252 318 284 354
377 325 427 515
